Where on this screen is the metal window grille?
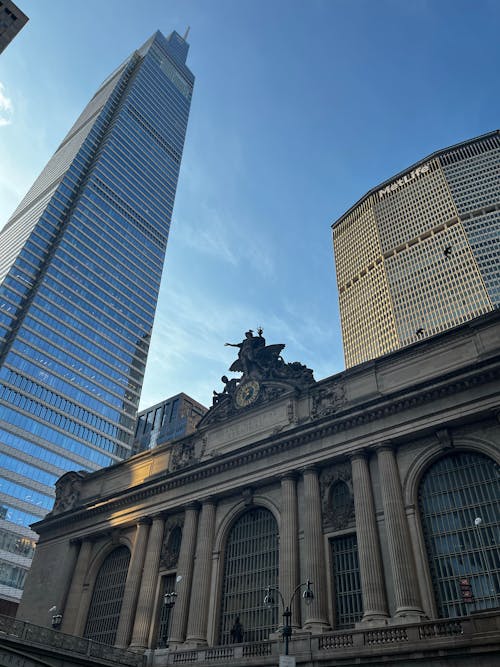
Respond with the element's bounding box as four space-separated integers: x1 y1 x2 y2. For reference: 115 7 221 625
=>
418 451 500 618
219 508 278 645
83 545 130 645
330 534 362 628
156 573 177 647
331 480 351 512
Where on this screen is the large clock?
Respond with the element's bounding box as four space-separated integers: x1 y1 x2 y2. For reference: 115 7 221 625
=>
235 380 260 408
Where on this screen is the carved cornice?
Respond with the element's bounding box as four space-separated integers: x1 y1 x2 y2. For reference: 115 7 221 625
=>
35 362 500 532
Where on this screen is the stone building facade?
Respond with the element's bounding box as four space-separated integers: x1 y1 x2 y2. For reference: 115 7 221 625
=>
9 314 500 666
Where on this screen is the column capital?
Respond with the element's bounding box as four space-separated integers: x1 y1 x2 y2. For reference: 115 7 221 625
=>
301 464 320 476
280 471 298 482
348 448 371 463
373 441 395 454
184 501 201 512
200 496 217 508
137 516 152 526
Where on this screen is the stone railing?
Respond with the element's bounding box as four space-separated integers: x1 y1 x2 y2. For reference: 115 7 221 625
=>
157 613 500 665
0 614 146 666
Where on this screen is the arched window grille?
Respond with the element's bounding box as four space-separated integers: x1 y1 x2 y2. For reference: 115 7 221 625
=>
330 480 350 513
84 545 130 645
418 451 500 618
219 507 279 645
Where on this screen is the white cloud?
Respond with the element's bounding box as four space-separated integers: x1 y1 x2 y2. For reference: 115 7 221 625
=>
0 82 13 126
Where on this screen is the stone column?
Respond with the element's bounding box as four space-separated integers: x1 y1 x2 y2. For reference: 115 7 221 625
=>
186 499 216 645
61 538 93 635
129 515 166 649
115 518 151 648
280 473 300 628
169 503 199 645
376 445 424 619
350 451 389 624
301 467 330 631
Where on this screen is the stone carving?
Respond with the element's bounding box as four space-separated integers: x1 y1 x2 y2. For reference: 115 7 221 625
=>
320 463 355 530
200 328 315 427
311 381 347 419
50 471 87 515
160 518 184 569
170 439 195 471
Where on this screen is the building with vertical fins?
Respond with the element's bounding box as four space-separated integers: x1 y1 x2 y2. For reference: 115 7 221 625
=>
332 130 499 368
0 29 194 611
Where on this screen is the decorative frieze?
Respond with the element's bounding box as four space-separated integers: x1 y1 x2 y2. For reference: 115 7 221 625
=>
320 463 355 531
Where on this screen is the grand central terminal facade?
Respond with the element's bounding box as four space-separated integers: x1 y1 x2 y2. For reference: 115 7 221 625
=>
4 313 500 667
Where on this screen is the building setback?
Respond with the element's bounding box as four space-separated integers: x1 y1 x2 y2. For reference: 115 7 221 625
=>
0 1 28 54
11 316 500 667
0 30 193 609
332 130 500 368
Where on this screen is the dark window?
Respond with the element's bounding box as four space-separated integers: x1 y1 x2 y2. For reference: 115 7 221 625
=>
219 508 278 644
330 534 362 628
419 451 500 617
84 545 130 644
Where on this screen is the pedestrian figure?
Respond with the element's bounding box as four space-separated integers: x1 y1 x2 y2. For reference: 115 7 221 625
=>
230 616 244 643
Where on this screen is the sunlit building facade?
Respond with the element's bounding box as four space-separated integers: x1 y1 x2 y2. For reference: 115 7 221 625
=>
333 130 500 368
0 30 194 608
13 314 500 667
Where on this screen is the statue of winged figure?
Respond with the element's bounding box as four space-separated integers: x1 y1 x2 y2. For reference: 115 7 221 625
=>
225 328 285 379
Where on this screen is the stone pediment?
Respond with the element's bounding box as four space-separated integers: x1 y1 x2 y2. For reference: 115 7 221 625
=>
198 328 314 429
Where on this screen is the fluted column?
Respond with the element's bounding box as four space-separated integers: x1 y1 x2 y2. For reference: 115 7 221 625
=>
280 473 300 628
186 499 216 645
350 451 389 624
129 515 166 649
376 445 424 618
115 518 151 647
61 538 93 635
169 503 199 645
301 467 330 630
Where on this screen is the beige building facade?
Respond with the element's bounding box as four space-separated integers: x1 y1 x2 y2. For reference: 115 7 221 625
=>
332 130 500 368
6 315 500 666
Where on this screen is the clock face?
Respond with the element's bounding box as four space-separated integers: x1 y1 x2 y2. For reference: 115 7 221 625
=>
235 380 260 408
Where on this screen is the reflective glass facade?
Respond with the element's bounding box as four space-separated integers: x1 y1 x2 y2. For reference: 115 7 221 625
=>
333 131 500 368
132 393 207 455
0 30 194 604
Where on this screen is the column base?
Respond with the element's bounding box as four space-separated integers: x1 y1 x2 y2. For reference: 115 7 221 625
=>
302 620 331 633
356 613 389 628
184 638 208 648
391 607 427 624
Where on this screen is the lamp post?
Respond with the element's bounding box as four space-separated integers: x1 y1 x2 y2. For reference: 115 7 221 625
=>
51 611 63 629
474 517 495 605
162 590 177 647
264 581 314 656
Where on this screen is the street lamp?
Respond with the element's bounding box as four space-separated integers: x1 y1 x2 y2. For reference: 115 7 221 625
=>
162 590 177 647
474 517 495 605
264 581 314 656
51 611 63 629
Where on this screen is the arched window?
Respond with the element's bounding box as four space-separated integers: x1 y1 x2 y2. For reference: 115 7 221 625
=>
219 508 279 644
418 451 500 618
84 545 130 645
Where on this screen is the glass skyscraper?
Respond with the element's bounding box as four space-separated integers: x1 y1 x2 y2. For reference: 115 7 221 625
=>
332 130 499 368
0 30 194 609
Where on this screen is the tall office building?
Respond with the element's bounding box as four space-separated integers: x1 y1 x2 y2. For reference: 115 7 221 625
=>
0 30 194 610
0 1 28 54
333 130 499 368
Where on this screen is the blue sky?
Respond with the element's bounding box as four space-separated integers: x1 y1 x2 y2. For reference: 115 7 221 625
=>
0 0 498 410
